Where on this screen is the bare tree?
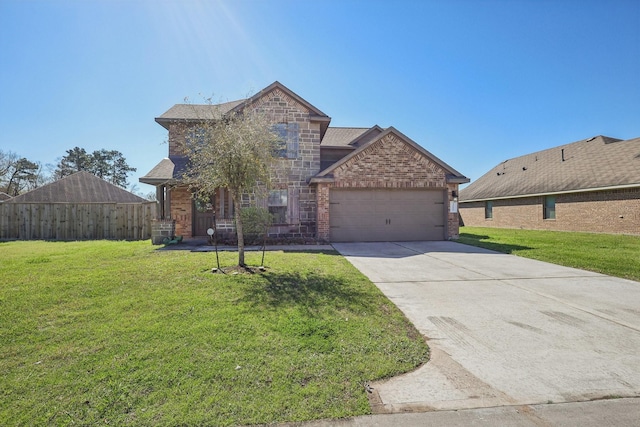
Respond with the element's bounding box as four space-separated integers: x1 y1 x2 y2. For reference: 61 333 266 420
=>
0 150 41 195
180 99 278 267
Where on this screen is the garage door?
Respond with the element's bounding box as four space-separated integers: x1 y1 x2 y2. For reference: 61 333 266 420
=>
329 189 446 242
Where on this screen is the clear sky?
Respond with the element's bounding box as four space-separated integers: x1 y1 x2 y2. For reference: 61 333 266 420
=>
1 0 638 193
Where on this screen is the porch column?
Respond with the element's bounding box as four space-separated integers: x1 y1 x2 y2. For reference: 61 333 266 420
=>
219 188 225 218
155 185 164 219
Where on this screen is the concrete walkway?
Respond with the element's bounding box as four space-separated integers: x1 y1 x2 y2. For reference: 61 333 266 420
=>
331 241 640 421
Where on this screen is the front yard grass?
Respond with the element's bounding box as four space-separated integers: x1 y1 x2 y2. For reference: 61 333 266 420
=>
0 241 428 426
459 227 640 282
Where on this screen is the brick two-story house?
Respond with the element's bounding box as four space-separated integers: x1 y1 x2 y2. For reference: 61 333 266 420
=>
140 81 469 243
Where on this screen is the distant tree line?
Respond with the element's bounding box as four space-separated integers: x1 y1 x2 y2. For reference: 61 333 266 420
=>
0 147 140 197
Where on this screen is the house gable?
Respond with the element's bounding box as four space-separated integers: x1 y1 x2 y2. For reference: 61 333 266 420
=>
314 127 468 188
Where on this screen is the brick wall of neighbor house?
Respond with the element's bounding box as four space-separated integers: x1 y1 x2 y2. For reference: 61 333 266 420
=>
459 188 640 235
316 132 462 241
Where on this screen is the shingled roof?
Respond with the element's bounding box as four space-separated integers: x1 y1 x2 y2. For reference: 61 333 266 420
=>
139 156 189 185
0 192 11 201
6 171 149 203
460 136 640 202
155 100 246 129
155 81 332 132
321 126 384 148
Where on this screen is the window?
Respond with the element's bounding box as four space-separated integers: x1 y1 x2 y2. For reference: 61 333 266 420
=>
485 200 493 219
544 195 556 219
186 126 207 146
268 189 288 224
273 123 299 159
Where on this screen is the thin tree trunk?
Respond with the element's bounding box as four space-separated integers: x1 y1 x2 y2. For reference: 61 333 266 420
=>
232 193 245 267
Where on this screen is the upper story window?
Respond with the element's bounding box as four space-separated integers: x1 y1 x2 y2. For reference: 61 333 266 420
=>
186 126 207 146
543 195 556 219
273 123 299 159
485 200 493 219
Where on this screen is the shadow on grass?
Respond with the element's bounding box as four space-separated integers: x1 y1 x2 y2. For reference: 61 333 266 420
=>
242 271 377 313
458 232 532 254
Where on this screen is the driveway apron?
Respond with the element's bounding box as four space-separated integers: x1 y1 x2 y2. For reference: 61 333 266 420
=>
332 241 640 413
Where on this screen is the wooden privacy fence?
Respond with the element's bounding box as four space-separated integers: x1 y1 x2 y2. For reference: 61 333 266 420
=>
0 202 157 241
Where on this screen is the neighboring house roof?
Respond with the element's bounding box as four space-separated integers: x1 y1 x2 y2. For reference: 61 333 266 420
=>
6 171 149 203
139 156 189 185
459 136 640 202
313 126 469 183
0 192 11 201
321 126 384 148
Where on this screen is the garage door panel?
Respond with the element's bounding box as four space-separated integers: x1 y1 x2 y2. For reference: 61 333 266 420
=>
330 189 445 242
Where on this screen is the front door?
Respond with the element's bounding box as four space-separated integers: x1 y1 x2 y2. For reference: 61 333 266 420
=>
194 196 215 236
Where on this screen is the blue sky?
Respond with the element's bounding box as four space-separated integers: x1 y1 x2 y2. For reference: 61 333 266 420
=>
1 0 638 193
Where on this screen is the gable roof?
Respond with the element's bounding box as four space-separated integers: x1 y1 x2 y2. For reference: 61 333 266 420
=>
155 81 331 134
459 136 640 202
236 81 330 121
321 126 384 148
0 192 11 201
313 126 469 183
6 171 149 203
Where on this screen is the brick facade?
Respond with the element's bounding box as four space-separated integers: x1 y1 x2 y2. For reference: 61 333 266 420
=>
149 83 468 242
168 186 193 238
166 87 323 239
459 187 640 235
315 132 462 241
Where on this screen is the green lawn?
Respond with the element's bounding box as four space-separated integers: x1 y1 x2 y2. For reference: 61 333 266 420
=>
0 241 428 426
459 227 640 282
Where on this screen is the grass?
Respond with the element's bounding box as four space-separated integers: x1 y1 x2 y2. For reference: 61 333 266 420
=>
0 241 428 426
458 227 640 282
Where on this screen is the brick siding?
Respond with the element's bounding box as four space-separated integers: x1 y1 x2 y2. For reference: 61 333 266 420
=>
459 187 640 235
166 88 322 239
168 186 193 238
316 132 461 240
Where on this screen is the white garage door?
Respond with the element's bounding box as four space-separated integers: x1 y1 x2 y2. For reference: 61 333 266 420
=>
329 189 446 242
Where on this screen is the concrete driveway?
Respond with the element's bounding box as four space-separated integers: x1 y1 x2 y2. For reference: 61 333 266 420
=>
332 241 640 413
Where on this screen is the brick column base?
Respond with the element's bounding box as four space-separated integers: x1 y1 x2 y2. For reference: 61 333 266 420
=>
151 219 176 245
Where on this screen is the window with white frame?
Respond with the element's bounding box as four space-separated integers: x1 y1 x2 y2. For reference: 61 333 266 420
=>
268 189 288 224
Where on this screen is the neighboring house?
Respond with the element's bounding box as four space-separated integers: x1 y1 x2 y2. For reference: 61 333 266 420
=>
0 192 11 201
140 81 469 243
0 171 155 240
459 135 640 235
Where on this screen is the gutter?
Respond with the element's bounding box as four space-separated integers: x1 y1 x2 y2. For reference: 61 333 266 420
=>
460 183 640 203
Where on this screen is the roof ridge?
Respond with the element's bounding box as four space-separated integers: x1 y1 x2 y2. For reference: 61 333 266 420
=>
498 135 624 164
